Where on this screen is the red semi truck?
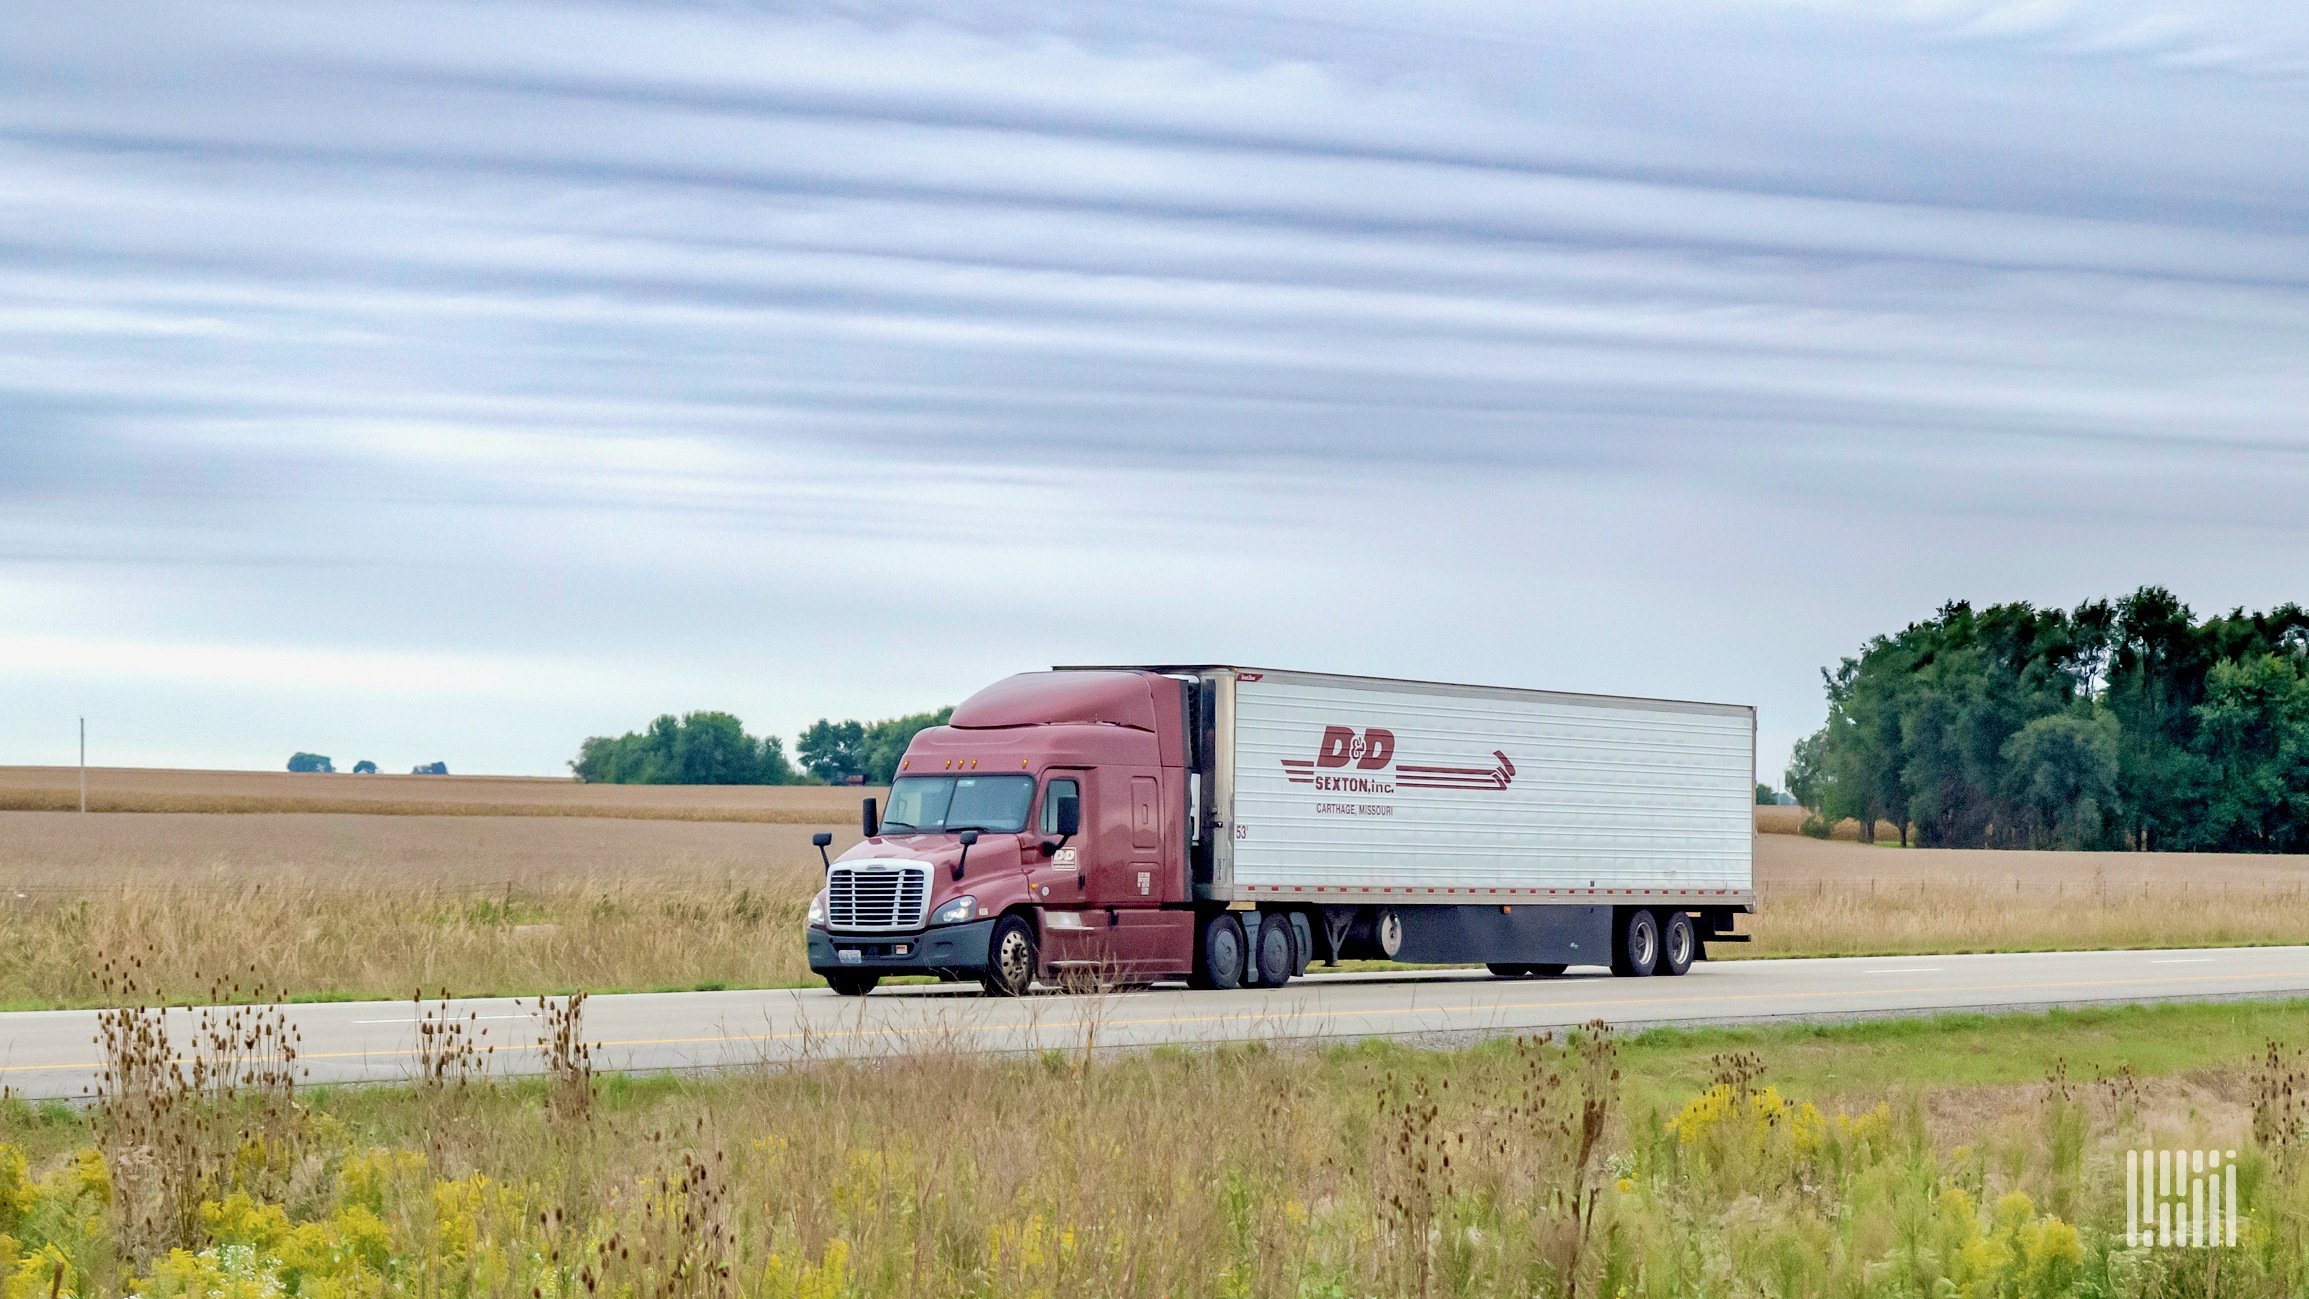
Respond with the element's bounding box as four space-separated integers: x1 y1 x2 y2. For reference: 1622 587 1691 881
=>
806 666 1755 995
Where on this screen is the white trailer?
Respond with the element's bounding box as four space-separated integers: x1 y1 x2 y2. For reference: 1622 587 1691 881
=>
1129 665 1755 977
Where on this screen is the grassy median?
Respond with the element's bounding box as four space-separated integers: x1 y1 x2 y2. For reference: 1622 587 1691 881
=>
5 998 2308 1297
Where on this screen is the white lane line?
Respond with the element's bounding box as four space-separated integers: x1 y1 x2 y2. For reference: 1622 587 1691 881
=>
353 1015 533 1025
1866 968 1943 973
2150 959 2216 964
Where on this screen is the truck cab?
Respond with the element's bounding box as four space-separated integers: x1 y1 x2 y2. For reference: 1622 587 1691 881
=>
805 669 1198 995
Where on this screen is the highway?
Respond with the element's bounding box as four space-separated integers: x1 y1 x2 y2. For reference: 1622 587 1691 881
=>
6 946 2307 1100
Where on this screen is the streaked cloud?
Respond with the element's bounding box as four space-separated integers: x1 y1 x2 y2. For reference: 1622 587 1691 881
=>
4 0 2306 775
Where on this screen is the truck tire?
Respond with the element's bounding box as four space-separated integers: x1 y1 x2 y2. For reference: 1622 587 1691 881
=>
1533 963 1568 977
1658 911 1696 976
1192 913 1247 990
1611 908 1660 978
981 915 1037 997
1253 914 1295 988
827 972 880 997
1486 963 1532 978
1289 911 1314 977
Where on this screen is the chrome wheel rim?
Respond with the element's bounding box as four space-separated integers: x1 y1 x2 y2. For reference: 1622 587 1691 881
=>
997 930 1032 989
1668 923 1692 965
1633 921 1657 967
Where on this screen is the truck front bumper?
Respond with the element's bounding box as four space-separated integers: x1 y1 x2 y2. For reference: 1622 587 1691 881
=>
808 918 998 977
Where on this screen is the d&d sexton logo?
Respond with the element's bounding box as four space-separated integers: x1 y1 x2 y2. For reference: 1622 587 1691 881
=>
1280 725 1516 792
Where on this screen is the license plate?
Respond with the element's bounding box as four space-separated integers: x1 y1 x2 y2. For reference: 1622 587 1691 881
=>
837 949 863 965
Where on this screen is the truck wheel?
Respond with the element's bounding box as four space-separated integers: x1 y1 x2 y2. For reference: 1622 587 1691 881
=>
1611 909 1660 978
1289 911 1314 977
827 972 880 997
1659 911 1696 976
1533 963 1568 977
981 916 1037 997
1253 914 1295 988
1486 963 1531 978
1192 913 1247 990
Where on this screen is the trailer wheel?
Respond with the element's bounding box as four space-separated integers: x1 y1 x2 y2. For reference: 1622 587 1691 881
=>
1192 913 1247 990
981 915 1038 997
1486 963 1531 978
826 972 880 997
1253 914 1295 988
1658 911 1695 976
1611 908 1660 978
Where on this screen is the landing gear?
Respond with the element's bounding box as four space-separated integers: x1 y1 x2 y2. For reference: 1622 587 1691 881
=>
1611 908 1660 978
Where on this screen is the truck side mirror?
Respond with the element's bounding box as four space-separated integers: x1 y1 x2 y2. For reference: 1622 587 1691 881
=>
862 797 879 839
1055 796 1080 838
812 832 833 871
954 829 978 881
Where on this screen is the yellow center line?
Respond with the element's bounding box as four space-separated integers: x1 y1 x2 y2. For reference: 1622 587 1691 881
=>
9 967 2307 1075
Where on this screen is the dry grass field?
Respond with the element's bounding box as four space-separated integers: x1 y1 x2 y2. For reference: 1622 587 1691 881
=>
1 787 2305 1008
5 995 2308 1298
0 765 883 822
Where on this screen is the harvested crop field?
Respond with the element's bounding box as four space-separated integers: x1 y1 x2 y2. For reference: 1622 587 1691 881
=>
0 765 883 821
3 794 2306 1008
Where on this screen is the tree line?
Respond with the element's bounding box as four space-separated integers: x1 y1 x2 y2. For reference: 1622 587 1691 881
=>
569 707 953 786
1786 587 2309 852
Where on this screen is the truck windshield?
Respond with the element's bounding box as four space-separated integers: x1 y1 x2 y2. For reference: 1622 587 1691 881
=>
879 774 1035 834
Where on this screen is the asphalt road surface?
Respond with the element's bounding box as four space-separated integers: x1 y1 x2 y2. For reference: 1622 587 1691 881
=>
7 946 2307 1100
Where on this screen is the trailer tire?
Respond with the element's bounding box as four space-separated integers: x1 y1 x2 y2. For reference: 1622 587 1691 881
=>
1253 914 1295 988
1289 911 1314 977
1658 911 1695 976
1192 913 1247 990
1611 908 1660 978
827 973 880 997
981 916 1038 997
1486 963 1532 978
1533 963 1568 977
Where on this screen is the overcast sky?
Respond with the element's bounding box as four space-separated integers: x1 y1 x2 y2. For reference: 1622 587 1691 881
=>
6 0 2308 780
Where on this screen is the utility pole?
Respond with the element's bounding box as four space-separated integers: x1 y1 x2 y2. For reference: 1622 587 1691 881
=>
79 717 87 813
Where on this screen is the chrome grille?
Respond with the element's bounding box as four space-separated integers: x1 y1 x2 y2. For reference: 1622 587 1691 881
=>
826 864 930 931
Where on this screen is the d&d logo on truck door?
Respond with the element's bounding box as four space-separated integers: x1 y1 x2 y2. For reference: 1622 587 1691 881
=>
1280 726 1517 792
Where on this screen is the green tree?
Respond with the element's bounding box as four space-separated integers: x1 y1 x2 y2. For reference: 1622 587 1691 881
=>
797 708 956 784
1783 730 1828 811
1792 588 2309 852
287 752 333 773
2000 710 2120 849
2182 653 2309 853
571 712 796 785
796 719 867 782
861 707 955 783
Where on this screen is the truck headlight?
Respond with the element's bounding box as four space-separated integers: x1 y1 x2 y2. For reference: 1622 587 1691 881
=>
931 896 976 925
807 891 827 927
